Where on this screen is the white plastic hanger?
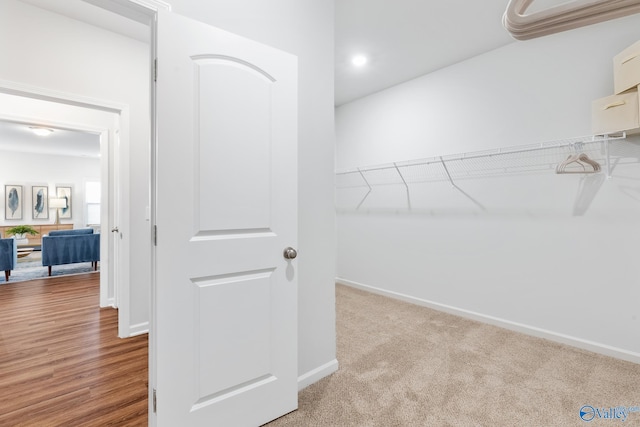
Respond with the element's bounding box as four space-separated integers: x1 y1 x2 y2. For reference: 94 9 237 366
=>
556 152 601 174
503 0 640 40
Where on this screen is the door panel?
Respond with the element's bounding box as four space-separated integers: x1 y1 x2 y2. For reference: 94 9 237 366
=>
195 56 273 232
154 9 298 427
194 270 273 400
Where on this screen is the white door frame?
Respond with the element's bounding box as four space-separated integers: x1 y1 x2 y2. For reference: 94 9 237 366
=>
0 79 132 337
79 1 169 424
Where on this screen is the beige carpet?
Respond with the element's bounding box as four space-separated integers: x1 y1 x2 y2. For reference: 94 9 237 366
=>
267 284 640 426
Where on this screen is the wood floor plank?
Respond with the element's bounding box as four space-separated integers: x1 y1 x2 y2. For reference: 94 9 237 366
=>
0 274 148 426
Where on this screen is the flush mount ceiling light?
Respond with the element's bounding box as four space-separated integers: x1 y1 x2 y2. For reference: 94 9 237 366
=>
351 54 368 67
29 126 54 137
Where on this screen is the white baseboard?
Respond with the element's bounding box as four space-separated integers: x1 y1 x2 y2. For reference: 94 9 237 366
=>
337 278 640 364
297 359 339 391
128 321 149 337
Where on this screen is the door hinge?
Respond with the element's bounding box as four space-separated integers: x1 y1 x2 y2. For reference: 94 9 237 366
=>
154 58 157 82
153 388 157 413
153 225 157 246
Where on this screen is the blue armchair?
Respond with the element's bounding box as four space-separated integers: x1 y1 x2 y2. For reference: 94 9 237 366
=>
42 228 100 276
0 234 17 282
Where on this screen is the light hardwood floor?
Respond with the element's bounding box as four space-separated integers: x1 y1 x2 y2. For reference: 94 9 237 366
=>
0 273 148 426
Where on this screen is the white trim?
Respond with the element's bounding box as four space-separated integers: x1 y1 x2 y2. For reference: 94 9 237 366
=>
297 359 339 391
0 80 132 340
0 79 127 113
128 0 171 11
336 278 640 365
81 0 170 23
128 321 150 337
97 129 111 309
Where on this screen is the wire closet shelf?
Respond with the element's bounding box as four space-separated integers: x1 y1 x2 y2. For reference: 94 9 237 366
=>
335 134 626 190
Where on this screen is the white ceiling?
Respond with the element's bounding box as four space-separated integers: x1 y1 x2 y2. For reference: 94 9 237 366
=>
0 120 100 159
18 0 518 106
335 0 515 105
7 0 520 151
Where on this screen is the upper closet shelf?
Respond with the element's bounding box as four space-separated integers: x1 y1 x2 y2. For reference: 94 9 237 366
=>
336 134 627 190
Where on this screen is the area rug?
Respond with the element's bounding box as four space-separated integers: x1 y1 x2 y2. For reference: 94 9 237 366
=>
2 250 99 284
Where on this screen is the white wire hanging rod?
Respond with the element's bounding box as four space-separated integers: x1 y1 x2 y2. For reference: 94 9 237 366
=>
335 133 625 175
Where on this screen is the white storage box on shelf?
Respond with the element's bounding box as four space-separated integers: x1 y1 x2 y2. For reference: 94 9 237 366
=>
592 88 639 135
614 40 640 94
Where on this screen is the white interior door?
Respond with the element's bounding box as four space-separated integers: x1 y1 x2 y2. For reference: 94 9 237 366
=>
108 128 120 308
99 127 114 308
154 9 298 427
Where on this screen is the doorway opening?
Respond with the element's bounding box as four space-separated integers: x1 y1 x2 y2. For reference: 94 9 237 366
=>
0 89 127 335
1 0 158 422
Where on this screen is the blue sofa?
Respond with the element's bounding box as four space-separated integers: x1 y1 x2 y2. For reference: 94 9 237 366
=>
42 228 100 276
0 233 17 282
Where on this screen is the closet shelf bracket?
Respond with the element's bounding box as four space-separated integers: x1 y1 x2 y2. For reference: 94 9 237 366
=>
356 167 372 210
393 162 409 191
440 156 455 187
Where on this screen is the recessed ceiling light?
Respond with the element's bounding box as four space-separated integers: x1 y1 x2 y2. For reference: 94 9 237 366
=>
29 126 54 136
352 55 368 67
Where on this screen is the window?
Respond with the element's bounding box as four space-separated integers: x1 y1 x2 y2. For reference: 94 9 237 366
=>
85 181 101 226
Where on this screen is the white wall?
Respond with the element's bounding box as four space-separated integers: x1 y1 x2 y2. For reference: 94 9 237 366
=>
168 0 337 381
336 14 640 362
0 0 150 330
0 150 100 228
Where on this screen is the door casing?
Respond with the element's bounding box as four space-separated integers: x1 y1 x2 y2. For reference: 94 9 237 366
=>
0 82 129 332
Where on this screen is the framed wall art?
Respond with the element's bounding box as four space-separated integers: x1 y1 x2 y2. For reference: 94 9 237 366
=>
32 186 49 220
56 186 72 219
5 185 23 220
